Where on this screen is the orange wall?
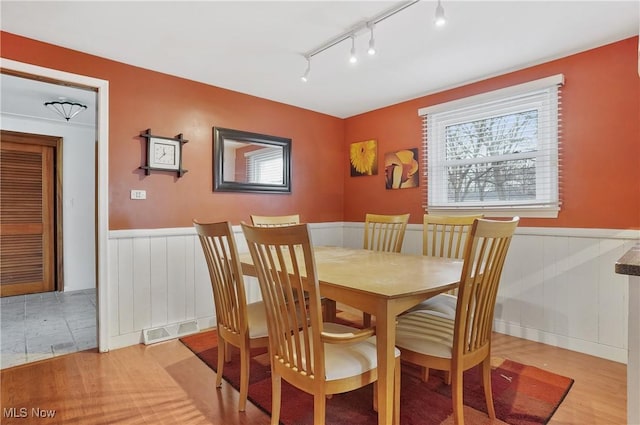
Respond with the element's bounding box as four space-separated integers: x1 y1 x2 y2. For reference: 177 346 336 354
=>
3 32 638 230
1 32 345 229
344 37 640 229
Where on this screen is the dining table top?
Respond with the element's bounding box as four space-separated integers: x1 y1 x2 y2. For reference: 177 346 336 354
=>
312 245 461 296
239 244 463 303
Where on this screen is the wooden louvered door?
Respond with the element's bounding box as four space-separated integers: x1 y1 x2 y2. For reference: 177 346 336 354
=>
1 132 57 297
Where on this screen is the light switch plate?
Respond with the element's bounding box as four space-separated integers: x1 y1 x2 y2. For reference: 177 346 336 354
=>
130 190 146 200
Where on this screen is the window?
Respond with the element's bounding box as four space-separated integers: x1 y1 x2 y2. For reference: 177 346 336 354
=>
419 74 564 218
245 146 284 184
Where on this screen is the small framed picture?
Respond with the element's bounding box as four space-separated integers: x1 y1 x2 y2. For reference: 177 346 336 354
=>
350 139 378 176
385 148 419 189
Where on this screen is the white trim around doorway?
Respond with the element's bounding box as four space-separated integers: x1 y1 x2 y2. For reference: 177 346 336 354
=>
1 58 110 352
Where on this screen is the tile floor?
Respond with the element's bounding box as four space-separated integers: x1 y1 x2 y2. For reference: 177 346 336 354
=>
0 288 97 369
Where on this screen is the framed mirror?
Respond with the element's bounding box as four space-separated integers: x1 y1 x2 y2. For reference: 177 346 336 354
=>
213 127 291 193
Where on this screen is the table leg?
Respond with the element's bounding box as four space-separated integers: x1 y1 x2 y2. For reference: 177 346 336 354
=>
376 302 396 425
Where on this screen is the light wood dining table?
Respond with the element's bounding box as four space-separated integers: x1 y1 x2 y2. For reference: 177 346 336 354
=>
240 245 463 425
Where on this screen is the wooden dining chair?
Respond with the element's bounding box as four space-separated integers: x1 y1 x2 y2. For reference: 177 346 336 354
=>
362 213 410 327
193 220 269 412
250 213 336 322
395 217 519 425
250 214 300 227
241 223 401 425
363 213 410 252
409 214 484 316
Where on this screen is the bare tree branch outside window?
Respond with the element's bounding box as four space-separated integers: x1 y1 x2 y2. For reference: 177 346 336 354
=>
444 110 538 203
423 76 562 216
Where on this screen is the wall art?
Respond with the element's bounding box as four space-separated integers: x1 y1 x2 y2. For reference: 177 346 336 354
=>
349 139 378 177
384 148 419 189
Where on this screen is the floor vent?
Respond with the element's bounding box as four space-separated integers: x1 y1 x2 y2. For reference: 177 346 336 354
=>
142 320 200 345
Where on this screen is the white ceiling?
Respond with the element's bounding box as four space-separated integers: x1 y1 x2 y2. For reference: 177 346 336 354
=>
1 1 638 120
1 73 98 126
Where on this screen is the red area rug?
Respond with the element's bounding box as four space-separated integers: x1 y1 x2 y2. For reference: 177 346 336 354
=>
181 330 573 425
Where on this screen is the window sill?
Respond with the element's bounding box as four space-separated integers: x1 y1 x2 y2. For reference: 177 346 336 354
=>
426 206 559 219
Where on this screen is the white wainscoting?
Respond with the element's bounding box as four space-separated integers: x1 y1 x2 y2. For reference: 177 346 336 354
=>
107 222 344 349
108 222 638 363
345 222 638 363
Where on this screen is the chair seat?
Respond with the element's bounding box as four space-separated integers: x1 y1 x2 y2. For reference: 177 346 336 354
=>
396 310 454 359
410 293 457 318
246 301 269 339
320 322 400 382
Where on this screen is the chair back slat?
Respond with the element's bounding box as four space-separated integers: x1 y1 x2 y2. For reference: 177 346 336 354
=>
423 214 483 259
363 213 410 252
423 214 483 296
194 221 247 338
250 214 300 227
242 223 324 381
454 218 518 357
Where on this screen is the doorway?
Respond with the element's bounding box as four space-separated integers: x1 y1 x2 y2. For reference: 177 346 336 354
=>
0 59 109 361
0 81 97 368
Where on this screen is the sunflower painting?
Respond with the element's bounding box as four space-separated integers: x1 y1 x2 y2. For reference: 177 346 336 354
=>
350 139 378 176
385 148 419 189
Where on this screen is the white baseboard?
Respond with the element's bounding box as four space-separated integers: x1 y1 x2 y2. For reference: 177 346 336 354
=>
108 316 215 351
108 332 144 351
494 320 627 364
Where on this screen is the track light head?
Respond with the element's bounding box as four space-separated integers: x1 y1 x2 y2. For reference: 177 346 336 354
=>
297 1 432 81
367 24 376 55
434 0 447 27
301 56 311 82
349 35 358 64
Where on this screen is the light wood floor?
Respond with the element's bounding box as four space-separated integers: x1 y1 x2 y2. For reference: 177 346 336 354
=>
0 313 626 425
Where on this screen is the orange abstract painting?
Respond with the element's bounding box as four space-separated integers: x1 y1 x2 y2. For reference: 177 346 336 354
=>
385 148 419 189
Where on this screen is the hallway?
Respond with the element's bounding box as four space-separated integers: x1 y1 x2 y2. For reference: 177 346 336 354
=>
0 288 97 369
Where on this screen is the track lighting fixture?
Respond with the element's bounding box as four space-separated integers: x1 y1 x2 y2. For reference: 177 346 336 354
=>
301 56 311 82
367 24 376 56
349 35 358 64
434 0 447 27
299 0 448 82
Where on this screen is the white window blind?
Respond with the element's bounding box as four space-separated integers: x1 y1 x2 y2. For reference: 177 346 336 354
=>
245 147 284 184
419 74 564 218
